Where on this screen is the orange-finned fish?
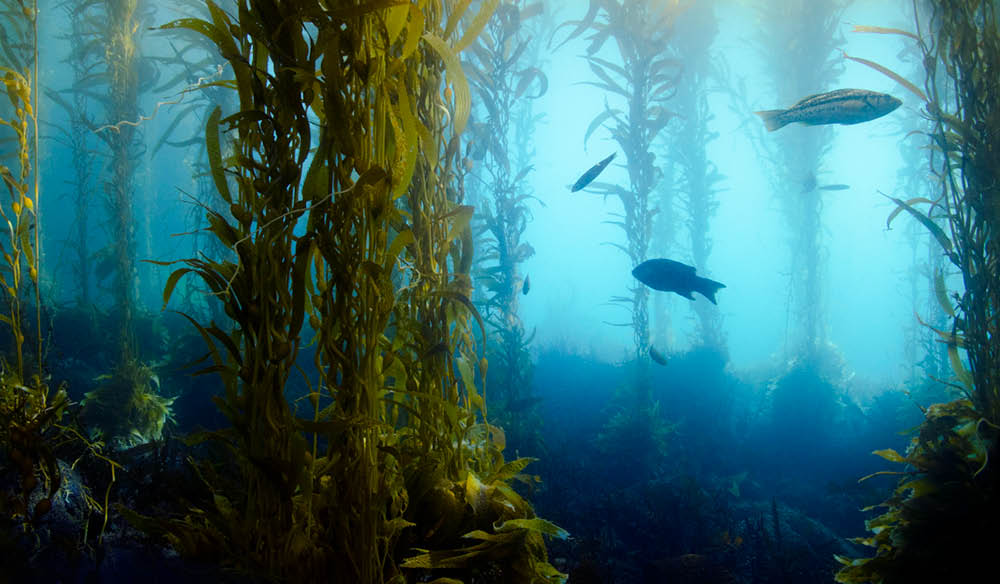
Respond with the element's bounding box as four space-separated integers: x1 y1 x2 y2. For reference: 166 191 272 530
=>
571 152 616 192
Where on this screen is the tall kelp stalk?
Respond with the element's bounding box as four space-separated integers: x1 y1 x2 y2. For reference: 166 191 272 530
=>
98 0 144 364
756 0 847 361
75 0 174 449
141 2 565 582
464 1 547 454
561 0 681 362
668 0 724 349
0 0 73 534
835 3 1000 581
891 40 949 388
0 0 42 378
557 0 682 478
47 0 101 308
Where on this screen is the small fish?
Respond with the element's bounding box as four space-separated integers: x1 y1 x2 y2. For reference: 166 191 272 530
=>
755 88 901 132
571 152 616 192
632 259 726 304
649 346 668 366
522 274 531 295
801 171 850 193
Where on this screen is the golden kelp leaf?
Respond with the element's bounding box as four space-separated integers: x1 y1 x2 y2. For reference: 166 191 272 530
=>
401 5 424 60
842 50 928 103
852 25 921 42
455 0 498 53
490 457 537 483
873 448 907 463
464 471 488 514
386 3 408 45
205 107 232 204
442 204 475 244
495 517 570 539
883 193 954 258
385 228 414 270
885 197 934 230
933 268 955 317
948 343 974 391
444 0 473 40
390 79 418 197
898 478 937 498
422 33 471 134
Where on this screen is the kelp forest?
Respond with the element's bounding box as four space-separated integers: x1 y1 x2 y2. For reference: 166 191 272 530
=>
0 1 999 584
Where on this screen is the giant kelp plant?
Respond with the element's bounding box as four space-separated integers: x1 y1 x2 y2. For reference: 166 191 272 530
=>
560 0 681 360
0 0 71 541
47 0 101 309
134 2 565 582
836 2 1000 581
666 0 725 349
73 0 177 448
556 0 683 478
755 0 847 360
464 0 547 455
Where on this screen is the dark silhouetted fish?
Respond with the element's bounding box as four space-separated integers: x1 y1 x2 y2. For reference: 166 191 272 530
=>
818 183 850 191
522 274 531 295
649 346 668 366
633 259 725 305
755 88 901 132
570 153 616 192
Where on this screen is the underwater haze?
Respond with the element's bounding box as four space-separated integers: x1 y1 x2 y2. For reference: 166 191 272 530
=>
1 0 994 583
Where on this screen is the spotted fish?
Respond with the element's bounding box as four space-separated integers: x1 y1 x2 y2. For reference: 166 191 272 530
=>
755 88 901 132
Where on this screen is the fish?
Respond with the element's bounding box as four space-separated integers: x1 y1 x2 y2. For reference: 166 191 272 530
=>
755 88 901 132
802 172 850 193
649 346 668 366
632 259 726 305
522 274 531 295
570 152 616 192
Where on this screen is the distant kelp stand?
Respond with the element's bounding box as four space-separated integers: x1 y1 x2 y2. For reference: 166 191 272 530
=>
141 1 565 583
464 0 547 455
46 0 102 308
666 1 725 349
836 3 1000 581
755 0 847 361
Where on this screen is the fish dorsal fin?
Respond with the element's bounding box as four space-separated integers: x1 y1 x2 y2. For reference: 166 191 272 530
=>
663 258 696 273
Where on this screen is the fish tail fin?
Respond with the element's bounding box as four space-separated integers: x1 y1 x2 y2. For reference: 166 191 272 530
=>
754 109 787 132
698 278 727 305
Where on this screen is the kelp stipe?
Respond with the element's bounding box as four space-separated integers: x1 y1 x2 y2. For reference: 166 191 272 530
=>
558 0 683 479
464 0 547 457
667 2 725 349
77 0 171 447
0 0 64 528
754 0 847 360
143 1 565 582
836 3 1000 581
